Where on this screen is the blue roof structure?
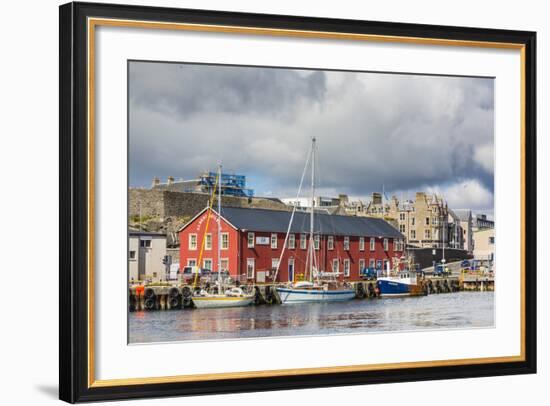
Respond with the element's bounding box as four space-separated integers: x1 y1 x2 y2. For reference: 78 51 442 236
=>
215 207 403 239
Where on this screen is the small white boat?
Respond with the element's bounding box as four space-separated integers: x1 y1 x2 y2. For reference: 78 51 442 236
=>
276 281 355 304
192 287 254 309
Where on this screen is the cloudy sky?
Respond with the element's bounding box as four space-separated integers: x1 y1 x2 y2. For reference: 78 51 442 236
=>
129 61 494 214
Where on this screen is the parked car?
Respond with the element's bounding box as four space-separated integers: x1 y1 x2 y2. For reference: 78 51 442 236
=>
179 266 206 281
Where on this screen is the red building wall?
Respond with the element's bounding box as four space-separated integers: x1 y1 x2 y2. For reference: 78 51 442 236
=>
238 232 403 282
179 209 240 277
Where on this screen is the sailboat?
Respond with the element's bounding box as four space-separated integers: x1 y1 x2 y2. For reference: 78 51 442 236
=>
275 137 356 304
192 164 254 309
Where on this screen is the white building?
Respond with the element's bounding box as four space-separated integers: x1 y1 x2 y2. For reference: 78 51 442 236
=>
129 231 167 282
473 228 495 261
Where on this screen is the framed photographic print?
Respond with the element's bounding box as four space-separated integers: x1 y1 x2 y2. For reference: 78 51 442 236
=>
59 1 537 403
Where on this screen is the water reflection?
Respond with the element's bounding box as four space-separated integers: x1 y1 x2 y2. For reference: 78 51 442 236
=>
129 291 494 343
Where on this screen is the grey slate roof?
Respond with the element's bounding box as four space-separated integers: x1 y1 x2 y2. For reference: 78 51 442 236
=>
218 206 403 239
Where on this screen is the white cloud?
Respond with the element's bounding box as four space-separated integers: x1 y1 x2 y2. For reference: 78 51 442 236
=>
426 179 493 211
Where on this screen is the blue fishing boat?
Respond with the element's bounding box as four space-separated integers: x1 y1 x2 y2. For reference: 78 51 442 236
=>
377 270 420 297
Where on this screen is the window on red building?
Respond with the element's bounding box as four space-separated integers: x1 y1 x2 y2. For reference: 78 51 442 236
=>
332 258 339 273
205 233 212 250
271 233 277 249
300 233 307 249
343 259 350 277
221 233 229 249
314 235 320 250
383 238 389 251
359 258 365 272
289 234 295 249
247 232 254 248
370 237 375 251
344 236 350 250
246 258 255 279
328 236 334 250
189 234 197 250
359 237 365 251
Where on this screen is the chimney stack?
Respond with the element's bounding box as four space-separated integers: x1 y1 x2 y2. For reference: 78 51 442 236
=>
167 176 174 185
151 177 160 188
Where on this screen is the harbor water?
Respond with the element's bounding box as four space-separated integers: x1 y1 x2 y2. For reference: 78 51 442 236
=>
129 291 494 344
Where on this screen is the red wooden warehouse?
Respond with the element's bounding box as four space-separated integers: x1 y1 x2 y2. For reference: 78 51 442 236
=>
178 206 405 282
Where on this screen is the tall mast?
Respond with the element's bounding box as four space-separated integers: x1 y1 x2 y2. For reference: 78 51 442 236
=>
310 137 316 282
217 164 222 288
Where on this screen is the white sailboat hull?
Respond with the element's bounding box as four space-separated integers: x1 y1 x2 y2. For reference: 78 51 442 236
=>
192 295 254 309
276 287 356 304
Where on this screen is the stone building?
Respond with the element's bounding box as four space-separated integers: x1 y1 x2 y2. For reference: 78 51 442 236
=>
391 192 451 249
453 209 474 253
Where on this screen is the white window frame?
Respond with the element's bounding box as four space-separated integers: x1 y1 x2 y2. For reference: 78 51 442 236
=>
370 237 375 251
359 237 365 251
220 258 229 272
359 258 365 272
425 229 431 239
271 233 278 249
343 259 350 277
383 238 389 251
344 236 350 251
247 232 254 248
332 258 339 273
369 258 375 268
300 233 307 250
205 233 212 250
189 233 197 250
271 258 280 270
187 258 197 267
221 232 229 250
246 258 255 279
411 230 416 239
288 234 295 249
203 258 212 270
314 234 320 250
328 235 334 250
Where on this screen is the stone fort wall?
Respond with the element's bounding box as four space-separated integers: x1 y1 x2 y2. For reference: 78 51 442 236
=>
129 189 289 220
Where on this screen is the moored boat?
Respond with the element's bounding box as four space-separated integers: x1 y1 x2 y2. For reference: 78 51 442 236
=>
377 270 423 297
277 281 355 304
190 164 255 309
274 137 355 304
192 286 254 309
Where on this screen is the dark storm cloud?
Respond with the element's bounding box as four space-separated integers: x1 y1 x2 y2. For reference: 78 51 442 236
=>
129 62 494 212
130 62 326 118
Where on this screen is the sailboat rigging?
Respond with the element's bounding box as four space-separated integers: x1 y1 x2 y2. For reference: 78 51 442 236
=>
275 137 356 304
192 164 255 309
